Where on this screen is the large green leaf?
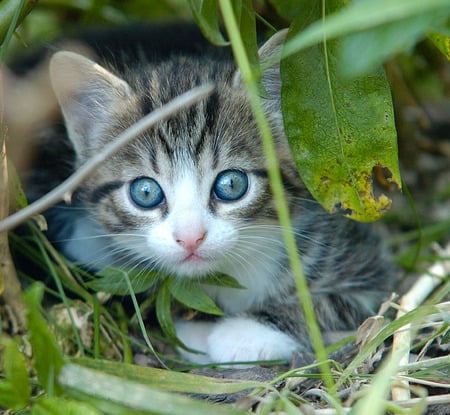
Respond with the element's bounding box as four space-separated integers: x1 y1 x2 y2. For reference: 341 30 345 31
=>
73 358 264 395
340 0 450 77
281 0 450 61
282 0 400 221
0 338 31 410
59 364 247 415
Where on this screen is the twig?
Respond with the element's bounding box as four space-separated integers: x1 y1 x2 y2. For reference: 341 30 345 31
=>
309 394 450 414
0 125 26 329
0 83 215 233
391 242 450 402
398 351 450 372
397 375 450 390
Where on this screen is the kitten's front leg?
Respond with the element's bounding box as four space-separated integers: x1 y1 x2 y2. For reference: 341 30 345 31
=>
175 317 300 365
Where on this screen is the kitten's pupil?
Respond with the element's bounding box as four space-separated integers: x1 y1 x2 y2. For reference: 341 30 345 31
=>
213 170 248 202
129 177 165 209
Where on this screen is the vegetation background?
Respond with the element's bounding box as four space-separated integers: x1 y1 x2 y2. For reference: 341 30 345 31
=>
0 1 449 414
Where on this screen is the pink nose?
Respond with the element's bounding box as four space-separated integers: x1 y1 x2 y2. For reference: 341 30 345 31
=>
175 231 207 252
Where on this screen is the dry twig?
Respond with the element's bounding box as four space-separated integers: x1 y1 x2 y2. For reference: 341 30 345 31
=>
0 124 26 330
391 242 450 402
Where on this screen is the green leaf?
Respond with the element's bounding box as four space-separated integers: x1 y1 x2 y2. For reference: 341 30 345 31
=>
268 0 310 21
87 266 158 295
340 0 450 78
282 0 401 222
232 0 259 71
187 0 229 46
188 0 259 71
168 280 224 316
200 273 246 289
429 32 450 60
73 358 264 395
32 396 101 415
155 280 179 344
23 283 65 395
281 0 450 65
0 338 30 410
352 348 409 415
59 364 247 415
0 0 36 55
8 162 28 210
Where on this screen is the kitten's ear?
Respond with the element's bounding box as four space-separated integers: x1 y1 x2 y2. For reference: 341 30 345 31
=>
233 29 287 113
49 51 132 155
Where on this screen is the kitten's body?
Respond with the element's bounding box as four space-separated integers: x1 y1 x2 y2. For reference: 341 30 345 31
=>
20 24 393 364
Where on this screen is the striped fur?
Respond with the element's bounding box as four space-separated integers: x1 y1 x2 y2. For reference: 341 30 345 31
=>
26 25 394 364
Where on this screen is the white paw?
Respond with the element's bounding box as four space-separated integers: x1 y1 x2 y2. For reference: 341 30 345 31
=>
175 317 299 365
174 320 215 364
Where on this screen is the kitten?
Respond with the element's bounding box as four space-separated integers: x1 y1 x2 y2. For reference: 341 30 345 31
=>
21 24 394 364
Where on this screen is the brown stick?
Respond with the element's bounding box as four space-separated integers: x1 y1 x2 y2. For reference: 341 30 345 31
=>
0 83 214 233
0 124 26 330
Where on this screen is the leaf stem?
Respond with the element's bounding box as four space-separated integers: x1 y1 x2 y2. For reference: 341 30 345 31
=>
0 0 26 61
123 270 167 369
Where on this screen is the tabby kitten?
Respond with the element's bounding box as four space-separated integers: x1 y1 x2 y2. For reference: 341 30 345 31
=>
24 24 393 364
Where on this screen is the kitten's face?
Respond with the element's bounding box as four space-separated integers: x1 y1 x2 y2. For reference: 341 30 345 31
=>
49 35 303 280
83 87 295 278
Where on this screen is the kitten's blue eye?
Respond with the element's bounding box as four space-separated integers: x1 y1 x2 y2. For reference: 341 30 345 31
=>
129 177 165 209
213 170 248 201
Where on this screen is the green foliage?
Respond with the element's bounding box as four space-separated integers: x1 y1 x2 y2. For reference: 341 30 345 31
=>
87 267 157 295
189 0 259 69
168 280 224 316
338 0 450 78
58 363 247 415
1 0 450 414
89 265 242 351
281 0 450 66
0 338 31 410
187 0 229 45
429 31 450 59
72 358 264 396
23 283 66 396
282 0 400 221
0 0 34 48
32 396 102 415
155 281 180 348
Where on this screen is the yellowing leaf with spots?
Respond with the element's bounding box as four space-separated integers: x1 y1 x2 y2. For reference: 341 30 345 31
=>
281 0 401 222
429 32 450 60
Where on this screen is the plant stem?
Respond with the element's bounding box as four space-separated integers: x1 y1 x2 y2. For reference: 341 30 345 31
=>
218 0 337 398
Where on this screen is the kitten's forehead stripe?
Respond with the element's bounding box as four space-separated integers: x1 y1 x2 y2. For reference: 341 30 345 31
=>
147 141 160 174
138 74 154 115
204 91 220 131
156 127 174 158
